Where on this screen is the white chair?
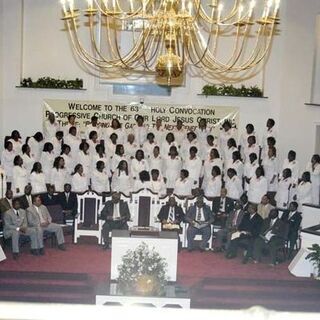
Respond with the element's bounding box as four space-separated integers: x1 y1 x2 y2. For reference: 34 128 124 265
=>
74 191 103 244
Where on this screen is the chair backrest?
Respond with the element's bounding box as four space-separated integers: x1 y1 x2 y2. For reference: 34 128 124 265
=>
47 204 64 224
77 191 103 226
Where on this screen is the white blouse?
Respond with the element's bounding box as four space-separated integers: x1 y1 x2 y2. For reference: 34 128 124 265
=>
91 169 110 193
163 156 182 189
12 165 28 196
262 156 278 192
248 176 268 204
40 151 55 183
50 167 67 192
71 172 88 193
131 159 149 180
183 156 202 186
30 172 47 194
21 153 35 176
1 149 15 181
111 171 132 196
174 177 193 197
225 175 243 200
204 175 222 198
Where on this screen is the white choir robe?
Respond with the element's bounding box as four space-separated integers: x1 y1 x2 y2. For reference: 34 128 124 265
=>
224 146 238 169
87 139 100 156
244 161 259 191
21 153 35 178
173 128 186 148
225 176 243 200
150 179 167 197
91 169 110 193
1 149 15 182
30 172 47 194
0 167 7 198
71 172 88 193
204 175 222 198
123 142 138 160
50 167 68 193
148 155 164 177
133 180 152 192
195 127 211 145
262 156 279 192
260 127 277 149
282 159 299 184
12 165 28 196
142 141 158 159
40 151 55 184
163 156 182 189
306 162 320 205
44 120 60 140
63 123 81 138
51 137 62 157
201 158 223 189
200 143 220 161
174 178 193 197
85 125 102 140
297 181 312 210
61 153 75 179
183 156 202 187
104 127 126 145
248 176 268 204
76 152 91 182
8 139 22 154
180 140 199 161
91 154 111 177
275 177 294 210
130 159 149 180
28 137 43 162
150 126 166 144
111 172 132 196
105 140 117 158
239 131 256 153
243 144 260 164
218 128 237 160
64 134 81 158
110 154 127 173
229 160 244 180
161 141 177 158
133 125 147 146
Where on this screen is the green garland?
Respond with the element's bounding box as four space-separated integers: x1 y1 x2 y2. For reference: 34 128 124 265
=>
201 84 263 97
20 77 83 89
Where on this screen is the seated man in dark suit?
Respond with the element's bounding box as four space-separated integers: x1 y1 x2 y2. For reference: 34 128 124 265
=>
212 188 235 227
186 196 215 252
0 190 13 214
226 203 263 263
41 185 58 206
56 184 78 222
19 185 33 210
100 192 131 250
158 196 185 230
253 209 288 266
281 201 302 259
213 200 245 252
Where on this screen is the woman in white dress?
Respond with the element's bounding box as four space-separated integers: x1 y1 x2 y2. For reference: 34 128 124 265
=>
173 119 186 149
21 144 35 177
124 133 138 160
105 118 126 145
195 118 211 146
306 154 320 205
180 131 198 161
161 132 177 158
200 135 220 161
219 120 237 160
50 156 68 192
148 146 163 176
133 170 152 192
163 146 182 190
282 150 299 184
202 148 223 189
229 151 244 180
131 149 149 180
77 142 91 183
40 142 55 185
1 141 15 189
262 146 278 197
51 131 63 157
239 123 255 156
224 138 238 170
30 162 47 194
91 144 111 178
111 144 127 173
71 164 88 193
12 155 28 196
91 161 110 194
276 168 294 210
61 144 74 181
64 126 81 159
105 133 118 158
183 146 202 188
150 169 167 197
204 166 222 198
87 130 100 155
28 132 44 162
296 171 312 210
111 160 132 196
174 169 193 198
247 167 268 204
143 133 157 159
133 115 147 147
243 135 259 164
244 153 259 192
8 130 23 154
150 118 166 145
225 168 243 201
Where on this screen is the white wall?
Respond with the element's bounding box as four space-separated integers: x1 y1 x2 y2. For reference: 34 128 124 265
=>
0 0 319 168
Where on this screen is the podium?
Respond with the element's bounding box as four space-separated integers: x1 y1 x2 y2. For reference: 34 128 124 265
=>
111 229 178 281
289 225 320 277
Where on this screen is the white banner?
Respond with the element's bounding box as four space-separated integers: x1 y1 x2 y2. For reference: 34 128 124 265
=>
43 99 239 137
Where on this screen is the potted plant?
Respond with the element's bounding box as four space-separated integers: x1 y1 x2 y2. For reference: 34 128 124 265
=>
305 244 320 279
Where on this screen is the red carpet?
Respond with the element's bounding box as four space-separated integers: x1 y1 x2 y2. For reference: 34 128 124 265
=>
0 236 319 311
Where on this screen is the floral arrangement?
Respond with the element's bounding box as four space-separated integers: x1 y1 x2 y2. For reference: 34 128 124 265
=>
201 84 264 97
117 242 168 296
19 77 83 89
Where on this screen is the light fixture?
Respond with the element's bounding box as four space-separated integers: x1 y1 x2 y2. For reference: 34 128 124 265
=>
61 0 280 86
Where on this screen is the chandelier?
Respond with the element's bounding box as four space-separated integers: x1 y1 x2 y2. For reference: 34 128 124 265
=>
61 0 280 86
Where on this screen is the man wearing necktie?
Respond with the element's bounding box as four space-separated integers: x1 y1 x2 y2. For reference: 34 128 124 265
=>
18 185 33 210
252 209 288 265
158 197 185 228
3 198 43 259
185 196 215 252
212 188 235 227
100 192 131 249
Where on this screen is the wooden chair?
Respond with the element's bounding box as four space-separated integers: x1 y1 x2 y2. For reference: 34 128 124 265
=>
74 191 103 244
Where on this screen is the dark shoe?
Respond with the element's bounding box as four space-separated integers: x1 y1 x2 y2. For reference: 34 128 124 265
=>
39 248 45 256
31 249 39 256
242 256 249 264
199 247 206 253
58 244 66 251
187 248 193 252
226 253 236 259
13 253 19 260
102 244 109 250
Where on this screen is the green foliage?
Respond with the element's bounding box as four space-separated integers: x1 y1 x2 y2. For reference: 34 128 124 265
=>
306 244 320 277
20 77 83 89
117 242 168 296
201 84 263 97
